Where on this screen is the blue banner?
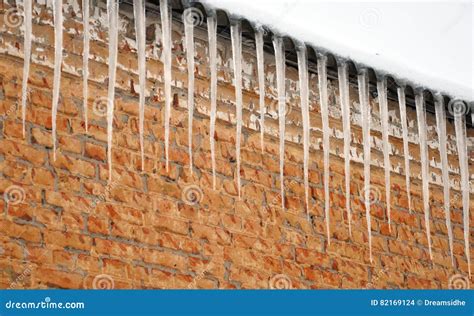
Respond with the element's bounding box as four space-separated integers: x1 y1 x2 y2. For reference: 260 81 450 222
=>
0 290 472 316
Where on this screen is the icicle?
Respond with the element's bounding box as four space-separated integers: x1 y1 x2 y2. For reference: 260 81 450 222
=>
51 0 63 161
82 0 90 133
134 0 146 170
453 103 471 277
337 62 352 236
107 0 119 182
207 15 217 189
377 79 391 231
397 87 412 213
255 28 265 153
358 70 373 262
231 22 243 198
160 0 172 172
317 55 331 244
183 8 195 174
273 36 286 210
434 95 454 267
296 45 310 218
415 91 432 260
21 0 32 137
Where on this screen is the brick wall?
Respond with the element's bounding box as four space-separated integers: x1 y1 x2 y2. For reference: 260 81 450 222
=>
0 0 472 289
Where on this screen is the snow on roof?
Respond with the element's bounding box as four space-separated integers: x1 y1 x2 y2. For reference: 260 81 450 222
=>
202 0 474 102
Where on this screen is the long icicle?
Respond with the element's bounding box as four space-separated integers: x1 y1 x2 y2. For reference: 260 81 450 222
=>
160 0 172 172
453 104 471 277
377 79 392 230
51 0 63 161
434 95 454 267
337 62 352 236
134 0 146 170
358 70 373 262
230 22 243 198
207 15 217 189
317 55 331 245
107 0 119 182
415 91 432 260
82 0 90 133
21 0 32 137
183 8 195 174
296 45 310 218
255 28 265 153
397 87 412 213
273 36 286 211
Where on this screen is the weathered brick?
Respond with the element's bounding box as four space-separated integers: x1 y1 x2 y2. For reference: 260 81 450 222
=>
85 142 107 161
0 2 469 291
31 168 55 186
87 216 109 235
50 152 96 178
0 220 42 243
142 249 187 270
44 231 92 251
33 268 84 288
0 139 46 166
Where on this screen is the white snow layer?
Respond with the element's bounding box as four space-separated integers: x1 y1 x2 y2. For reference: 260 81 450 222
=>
202 0 473 101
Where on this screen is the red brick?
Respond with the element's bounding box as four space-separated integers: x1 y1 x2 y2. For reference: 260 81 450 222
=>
0 5 467 291
44 231 91 251
85 142 106 161
33 268 84 288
